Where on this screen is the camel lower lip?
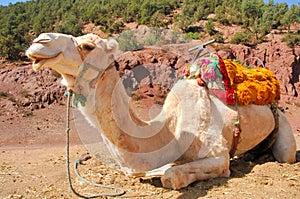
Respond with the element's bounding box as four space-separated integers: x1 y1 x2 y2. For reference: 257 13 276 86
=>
28 53 61 71
32 57 48 71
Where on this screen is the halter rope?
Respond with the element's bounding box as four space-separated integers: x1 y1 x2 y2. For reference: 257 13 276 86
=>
65 39 126 198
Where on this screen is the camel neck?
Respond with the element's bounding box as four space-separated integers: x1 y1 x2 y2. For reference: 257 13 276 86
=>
94 66 172 152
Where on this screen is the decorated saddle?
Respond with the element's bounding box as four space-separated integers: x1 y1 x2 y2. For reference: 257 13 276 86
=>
184 54 280 106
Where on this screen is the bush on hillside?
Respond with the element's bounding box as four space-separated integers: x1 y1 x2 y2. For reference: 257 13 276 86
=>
184 32 203 40
282 32 300 47
230 30 253 45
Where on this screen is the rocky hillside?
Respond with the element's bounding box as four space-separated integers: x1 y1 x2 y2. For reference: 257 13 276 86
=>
0 26 299 117
0 61 65 117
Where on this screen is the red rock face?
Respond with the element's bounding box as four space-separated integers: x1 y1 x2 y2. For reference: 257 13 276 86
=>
0 63 66 116
109 48 189 119
113 43 300 106
1 40 299 117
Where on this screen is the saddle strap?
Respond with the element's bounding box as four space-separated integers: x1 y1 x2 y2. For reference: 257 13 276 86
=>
229 122 241 158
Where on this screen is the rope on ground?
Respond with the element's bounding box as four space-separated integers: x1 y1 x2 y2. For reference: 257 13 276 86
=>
65 89 125 198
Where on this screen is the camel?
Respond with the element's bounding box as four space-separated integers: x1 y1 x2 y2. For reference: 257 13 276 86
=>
26 33 297 189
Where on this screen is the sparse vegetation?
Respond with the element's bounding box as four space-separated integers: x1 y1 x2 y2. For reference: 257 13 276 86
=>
205 19 218 36
118 30 143 51
230 30 253 45
282 32 300 47
211 33 224 43
0 0 299 60
20 89 31 98
184 32 203 40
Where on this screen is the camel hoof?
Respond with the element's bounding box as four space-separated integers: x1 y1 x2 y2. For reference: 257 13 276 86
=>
161 176 174 189
161 167 186 190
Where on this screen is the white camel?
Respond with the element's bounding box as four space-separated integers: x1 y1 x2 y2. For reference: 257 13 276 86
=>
26 33 296 189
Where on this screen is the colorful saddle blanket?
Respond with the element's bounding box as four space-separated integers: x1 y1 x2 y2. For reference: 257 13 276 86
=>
184 54 280 105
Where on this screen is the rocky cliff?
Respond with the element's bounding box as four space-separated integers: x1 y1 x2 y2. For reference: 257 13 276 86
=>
0 38 299 117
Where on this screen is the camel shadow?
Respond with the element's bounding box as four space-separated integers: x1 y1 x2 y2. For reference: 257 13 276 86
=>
140 150 300 199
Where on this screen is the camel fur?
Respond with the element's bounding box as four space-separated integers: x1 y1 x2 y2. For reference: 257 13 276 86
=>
26 33 297 189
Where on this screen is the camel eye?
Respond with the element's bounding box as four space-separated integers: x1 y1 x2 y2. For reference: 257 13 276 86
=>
81 43 95 51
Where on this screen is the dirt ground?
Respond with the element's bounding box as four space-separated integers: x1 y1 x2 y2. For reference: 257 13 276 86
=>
0 60 300 199
0 98 299 199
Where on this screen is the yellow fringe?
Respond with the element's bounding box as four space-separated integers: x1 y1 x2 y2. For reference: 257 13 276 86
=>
223 59 280 105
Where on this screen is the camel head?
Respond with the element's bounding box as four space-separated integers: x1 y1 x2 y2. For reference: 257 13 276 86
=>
26 33 118 88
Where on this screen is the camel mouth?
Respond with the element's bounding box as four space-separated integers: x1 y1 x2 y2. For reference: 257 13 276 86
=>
27 53 61 71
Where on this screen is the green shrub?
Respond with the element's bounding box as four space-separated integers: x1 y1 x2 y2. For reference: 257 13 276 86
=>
205 19 218 36
118 31 143 51
184 32 203 40
230 30 252 44
282 33 300 47
211 33 224 43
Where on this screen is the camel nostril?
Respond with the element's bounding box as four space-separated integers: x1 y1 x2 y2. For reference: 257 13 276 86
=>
33 38 51 44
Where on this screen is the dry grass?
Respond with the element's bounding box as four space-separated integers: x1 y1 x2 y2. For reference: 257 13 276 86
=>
19 89 31 98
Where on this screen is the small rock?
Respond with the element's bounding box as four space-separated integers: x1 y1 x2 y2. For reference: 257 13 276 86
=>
22 111 33 117
32 104 39 110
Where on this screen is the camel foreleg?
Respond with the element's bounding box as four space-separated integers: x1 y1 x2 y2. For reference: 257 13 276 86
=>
161 154 230 189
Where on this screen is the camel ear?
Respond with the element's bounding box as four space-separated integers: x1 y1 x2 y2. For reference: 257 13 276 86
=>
106 39 118 54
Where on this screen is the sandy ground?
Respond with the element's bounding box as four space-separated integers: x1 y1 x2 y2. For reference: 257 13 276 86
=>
0 101 300 199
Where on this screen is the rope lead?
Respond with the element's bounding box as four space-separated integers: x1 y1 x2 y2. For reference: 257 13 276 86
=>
65 89 125 198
